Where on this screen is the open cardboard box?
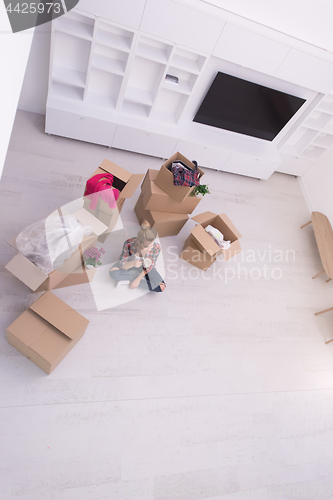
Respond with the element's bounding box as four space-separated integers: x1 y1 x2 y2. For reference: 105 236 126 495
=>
141 169 201 214
5 207 107 292
191 211 242 261
154 152 204 203
83 159 144 219
6 292 89 374
135 193 188 238
180 235 217 271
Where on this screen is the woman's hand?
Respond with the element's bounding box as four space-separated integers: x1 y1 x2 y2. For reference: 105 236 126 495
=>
129 277 141 289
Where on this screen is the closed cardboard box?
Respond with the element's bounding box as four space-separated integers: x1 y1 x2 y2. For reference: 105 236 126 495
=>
6 292 89 374
154 152 204 203
134 193 188 238
141 169 201 214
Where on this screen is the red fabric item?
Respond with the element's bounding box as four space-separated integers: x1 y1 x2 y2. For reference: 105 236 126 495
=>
84 173 120 210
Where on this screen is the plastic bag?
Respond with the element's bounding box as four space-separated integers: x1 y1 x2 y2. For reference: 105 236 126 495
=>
16 213 93 275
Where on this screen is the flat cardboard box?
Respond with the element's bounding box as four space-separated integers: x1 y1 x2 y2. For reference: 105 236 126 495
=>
5 208 107 292
191 211 242 261
134 193 188 238
141 169 201 214
180 235 217 271
154 152 204 203
83 158 144 213
6 292 89 374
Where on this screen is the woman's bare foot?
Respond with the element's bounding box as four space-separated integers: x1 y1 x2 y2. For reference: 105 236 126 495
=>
110 267 119 272
159 283 166 292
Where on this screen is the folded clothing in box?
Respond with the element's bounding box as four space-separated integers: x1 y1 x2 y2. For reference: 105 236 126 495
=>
134 193 188 238
141 169 201 214
154 152 204 203
6 292 89 374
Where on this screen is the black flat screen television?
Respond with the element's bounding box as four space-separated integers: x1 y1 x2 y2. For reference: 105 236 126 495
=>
193 72 306 141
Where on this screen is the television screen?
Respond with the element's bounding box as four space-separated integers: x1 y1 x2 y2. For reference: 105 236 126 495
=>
193 72 306 141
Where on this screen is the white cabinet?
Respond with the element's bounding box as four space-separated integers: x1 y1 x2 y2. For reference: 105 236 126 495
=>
173 140 232 170
77 0 146 30
277 155 313 177
213 23 290 76
140 0 224 54
275 49 333 93
112 126 178 158
46 108 116 146
222 154 278 180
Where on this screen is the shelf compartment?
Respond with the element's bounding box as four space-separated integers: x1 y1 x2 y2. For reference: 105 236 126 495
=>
316 95 333 115
51 81 84 101
85 91 117 110
282 127 318 156
121 100 151 118
163 67 198 94
170 48 206 74
87 68 123 102
311 132 333 148
126 57 166 104
137 35 173 63
52 66 86 88
303 111 332 130
301 145 327 161
54 12 94 40
152 89 188 123
53 32 91 77
95 22 133 51
92 45 129 75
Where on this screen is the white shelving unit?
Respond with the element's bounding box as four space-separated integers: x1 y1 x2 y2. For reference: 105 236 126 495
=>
278 95 333 172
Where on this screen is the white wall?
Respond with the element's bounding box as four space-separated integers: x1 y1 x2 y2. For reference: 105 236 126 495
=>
299 146 333 224
0 3 34 180
18 23 51 115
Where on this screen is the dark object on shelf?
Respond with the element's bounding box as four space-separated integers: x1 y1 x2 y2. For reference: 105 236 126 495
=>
165 74 179 84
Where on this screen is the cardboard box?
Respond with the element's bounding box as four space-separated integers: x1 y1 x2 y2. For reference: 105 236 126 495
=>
180 235 217 271
191 211 242 261
6 292 89 374
134 193 188 237
83 158 144 213
96 198 125 243
52 263 96 289
141 169 201 214
154 152 204 203
5 208 107 292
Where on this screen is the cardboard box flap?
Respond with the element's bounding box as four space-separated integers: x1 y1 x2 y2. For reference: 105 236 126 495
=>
120 173 145 199
7 309 49 345
99 159 132 183
223 239 242 261
5 253 47 291
218 213 242 239
191 225 220 256
72 208 108 236
192 211 218 227
7 237 18 250
31 326 72 363
30 292 89 340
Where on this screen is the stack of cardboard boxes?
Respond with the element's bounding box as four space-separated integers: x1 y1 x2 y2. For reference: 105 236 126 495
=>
134 153 204 237
180 211 242 271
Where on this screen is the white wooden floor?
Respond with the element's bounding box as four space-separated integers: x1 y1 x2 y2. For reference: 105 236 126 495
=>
1 110 333 500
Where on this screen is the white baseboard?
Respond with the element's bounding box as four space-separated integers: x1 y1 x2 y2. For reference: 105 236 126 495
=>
298 176 313 213
17 103 46 115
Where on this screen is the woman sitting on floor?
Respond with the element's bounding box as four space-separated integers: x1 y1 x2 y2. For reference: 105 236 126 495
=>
109 220 166 292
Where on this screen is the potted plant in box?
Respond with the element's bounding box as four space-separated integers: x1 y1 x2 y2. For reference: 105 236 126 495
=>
83 246 105 269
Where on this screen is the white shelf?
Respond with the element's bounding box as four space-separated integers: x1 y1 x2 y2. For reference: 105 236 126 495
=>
91 54 126 75
311 132 333 148
124 87 154 105
55 16 94 40
85 91 117 110
52 66 86 88
137 36 172 63
163 67 197 94
121 100 151 118
95 22 133 51
170 49 205 74
304 112 332 130
301 146 327 161
51 82 84 101
87 68 122 102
